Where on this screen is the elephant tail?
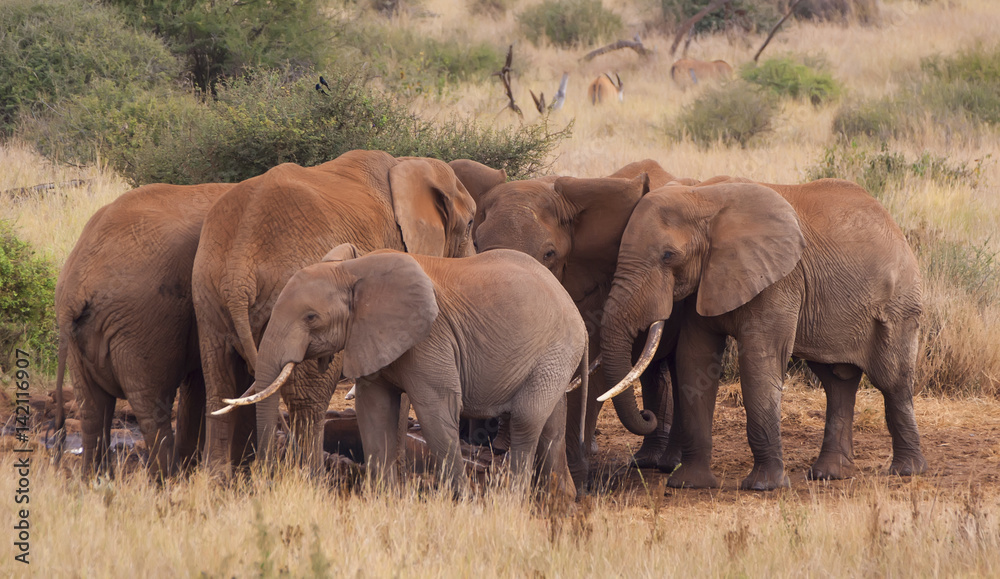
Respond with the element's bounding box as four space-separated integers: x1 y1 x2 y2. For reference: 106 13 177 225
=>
578 332 589 449
51 328 69 465
228 295 258 376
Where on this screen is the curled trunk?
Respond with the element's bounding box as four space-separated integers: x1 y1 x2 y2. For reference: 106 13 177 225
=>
601 297 658 436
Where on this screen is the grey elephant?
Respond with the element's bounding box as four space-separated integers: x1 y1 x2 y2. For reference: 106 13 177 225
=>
216 245 588 496
55 182 233 477
599 177 927 490
473 160 695 491
192 150 501 478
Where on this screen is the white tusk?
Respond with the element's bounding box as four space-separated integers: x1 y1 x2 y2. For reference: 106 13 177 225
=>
567 355 602 393
210 362 295 416
596 321 664 402
345 385 356 400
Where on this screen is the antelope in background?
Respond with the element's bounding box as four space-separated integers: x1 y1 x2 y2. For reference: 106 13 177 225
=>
670 58 733 90
588 73 623 104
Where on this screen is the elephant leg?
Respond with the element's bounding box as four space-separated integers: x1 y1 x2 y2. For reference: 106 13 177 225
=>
737 333 793 491
866 322 927 476
657 358 683 473
633 359 672 469
668 325 727 489
127 384 177 480
355 377 402 489
564 385 590 495
806 361 861 480
408 388 466 495
201 336 244 478
82 387 116 477
283 361 338 475
174 371 206 470
535 395 574 500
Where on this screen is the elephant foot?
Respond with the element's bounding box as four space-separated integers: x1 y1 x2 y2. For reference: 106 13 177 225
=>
656 446 682 474
587 437 599 457
740 462 790 491
667 463 720 489
808 453 855 480
631 435 669 469
889 452 928 477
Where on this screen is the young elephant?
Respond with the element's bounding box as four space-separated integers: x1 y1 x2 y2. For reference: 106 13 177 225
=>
600 178 927 490
216 246 588 496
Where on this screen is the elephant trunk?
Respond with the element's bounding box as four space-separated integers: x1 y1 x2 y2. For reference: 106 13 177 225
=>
601 279 659 436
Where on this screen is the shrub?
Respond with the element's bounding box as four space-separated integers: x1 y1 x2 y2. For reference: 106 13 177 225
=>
741 57 841 105
470 0 517 17
920 46 1000 128
116 69 569 185
670 81 778 148
0 0 179 134
518 0 623 48
22 80 205 175
807 143 982 198
0 221 58 373
344 24 504 97
832 97 913 142
106 0 335 95
660 0 780 34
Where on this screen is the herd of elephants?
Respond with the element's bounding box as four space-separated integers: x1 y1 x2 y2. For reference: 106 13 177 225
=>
53 149 928 498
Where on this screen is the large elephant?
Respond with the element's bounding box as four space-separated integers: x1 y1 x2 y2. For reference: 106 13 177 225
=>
216 246 588 496
473 160 689 490
192 150 484 477
55 182 233 477
600 177 927 490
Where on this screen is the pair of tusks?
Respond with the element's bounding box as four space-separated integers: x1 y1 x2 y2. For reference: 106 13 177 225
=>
211 362 296 416
596 320 664 402
211 321 661 416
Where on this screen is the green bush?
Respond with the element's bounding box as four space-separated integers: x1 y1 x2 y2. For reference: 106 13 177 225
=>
106 0 335 95
670 81 778 148
660 0 780 34
23 80 205 174
111 69 569 185
807 143 984 198
518 0 623 48
344 24 504 97
920 46 1000 127
832 97 914 142
470 0 517 17
741 57 841 105
0 0 179 134
0 221 58 373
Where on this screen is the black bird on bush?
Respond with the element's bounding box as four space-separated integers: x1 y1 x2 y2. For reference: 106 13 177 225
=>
320 76 330 90
315 81 328 96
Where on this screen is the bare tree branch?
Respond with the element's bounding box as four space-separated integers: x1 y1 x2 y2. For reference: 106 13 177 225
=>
492 45 522 118
581 36 653 62
669 0 733 57
753 0 805 62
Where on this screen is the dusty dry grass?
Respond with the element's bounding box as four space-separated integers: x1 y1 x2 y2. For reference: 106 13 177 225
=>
2 0 1000 575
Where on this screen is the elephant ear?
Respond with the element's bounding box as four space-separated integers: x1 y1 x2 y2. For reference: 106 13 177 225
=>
338 252 439 379
695 183 806 317
448 159 506 205
390 158 474 257
321 243 360 263
554 174 649 263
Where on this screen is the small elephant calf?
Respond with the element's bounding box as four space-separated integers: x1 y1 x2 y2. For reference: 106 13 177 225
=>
217 245 588 496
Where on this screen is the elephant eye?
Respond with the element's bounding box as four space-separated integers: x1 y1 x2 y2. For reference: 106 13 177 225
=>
467 219 474 232
543 249 557 261
661 251 674 262
305 313 319 323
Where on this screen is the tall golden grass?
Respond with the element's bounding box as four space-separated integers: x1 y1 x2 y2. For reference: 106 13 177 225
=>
2 1 1000 574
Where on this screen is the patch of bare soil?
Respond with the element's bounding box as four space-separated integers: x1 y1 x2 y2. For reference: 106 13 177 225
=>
589 379 1000 505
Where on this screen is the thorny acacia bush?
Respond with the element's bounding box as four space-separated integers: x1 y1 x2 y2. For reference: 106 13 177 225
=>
0 221 57 372
92 69 569 185
670 81 779 148
741 56 841 105
0 0 179 135
518 0 624 48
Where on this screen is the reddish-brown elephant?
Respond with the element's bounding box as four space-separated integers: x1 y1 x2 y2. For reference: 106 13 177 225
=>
55 182 233 478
